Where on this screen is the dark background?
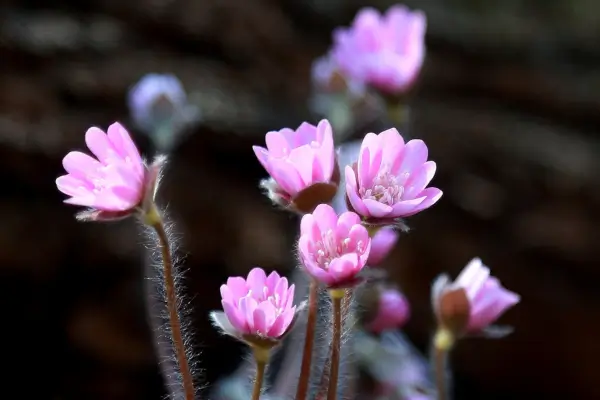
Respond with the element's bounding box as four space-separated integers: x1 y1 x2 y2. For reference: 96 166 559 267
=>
1 0 599 399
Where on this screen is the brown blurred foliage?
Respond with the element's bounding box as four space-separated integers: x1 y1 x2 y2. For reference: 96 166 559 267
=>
0 0 599 399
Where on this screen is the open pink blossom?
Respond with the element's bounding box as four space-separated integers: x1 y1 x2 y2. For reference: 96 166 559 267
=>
367 227 399 266
367 288 410 333
298 204 371 287
56 123 162 221
253 120 338 213
432 258 520 337
210 268 299 344
345 128 442 224
331 5 426 94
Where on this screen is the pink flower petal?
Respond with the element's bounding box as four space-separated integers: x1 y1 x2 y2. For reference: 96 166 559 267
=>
312 204 338 233
222 300 248 333
345 166 369 215
367 227 398 265
402 187 442 216
363 198 393 218
403 161 436 200
265 130 291 157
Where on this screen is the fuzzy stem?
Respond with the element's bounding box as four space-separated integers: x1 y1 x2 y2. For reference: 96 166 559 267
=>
252 347 270 400
295 279 319 400
433 328 454 400
147 206 195 400
327 289 344 400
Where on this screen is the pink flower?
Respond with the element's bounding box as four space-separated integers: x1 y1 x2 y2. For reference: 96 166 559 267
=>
367 288 410 333
367 227 399 266
331 5 426 94
345 128 442 224
56 122 164 222
432 258 520 337
211 268 300 344
298 204 371 287
253 120 338 213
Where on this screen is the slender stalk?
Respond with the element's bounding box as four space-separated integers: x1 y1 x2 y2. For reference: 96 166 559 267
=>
432 328 454 400
315 290 352 398
295 279 318 400
327 290 344 400
149 209 195 400
252 347 270 400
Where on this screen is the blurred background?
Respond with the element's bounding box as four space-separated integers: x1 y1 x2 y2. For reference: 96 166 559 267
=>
1 0 599 399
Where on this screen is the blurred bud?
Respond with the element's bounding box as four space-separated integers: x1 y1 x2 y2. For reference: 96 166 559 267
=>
127 73 201 151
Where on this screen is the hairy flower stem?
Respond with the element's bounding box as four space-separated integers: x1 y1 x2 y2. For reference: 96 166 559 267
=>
327 289 344 400
295 279 318 400
315 290 352 398
252 347 270 400
433 328 454 400
146 205 195 400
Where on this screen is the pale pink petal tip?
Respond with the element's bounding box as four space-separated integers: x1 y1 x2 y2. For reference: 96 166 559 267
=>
215 267 299 342
331 5 427 94
345 128 441 224
298 204 371 288
56 123 147 218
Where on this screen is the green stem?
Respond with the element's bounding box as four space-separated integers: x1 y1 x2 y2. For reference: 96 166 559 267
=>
252 347 270 400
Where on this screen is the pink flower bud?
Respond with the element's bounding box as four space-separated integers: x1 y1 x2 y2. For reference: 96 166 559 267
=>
253 120 339 214
331 5 427 95
345 128 442 225
211 268 303 348
56 122 163 222
298 204 371 288
432 258 520 338
366 288 410 333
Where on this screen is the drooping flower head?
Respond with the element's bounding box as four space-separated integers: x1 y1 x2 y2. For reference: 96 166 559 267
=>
331 5 426 95
345 128 442 226
253 120 339 214
432 258 520 338
367 227 399 266
366 287 410 334
210 268 302 348
56 122 164 222
298 204 371 288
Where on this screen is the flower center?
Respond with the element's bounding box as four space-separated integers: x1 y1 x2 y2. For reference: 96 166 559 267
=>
313 229 365 270
359 168 409 206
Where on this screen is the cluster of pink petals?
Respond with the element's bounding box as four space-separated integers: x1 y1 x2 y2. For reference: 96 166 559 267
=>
218 268 297 339
367 227 399 266
331 5 426 94
433 258 520 335
298 204 371 287
367 288 410 333
345 128 442 222
253 120 336 199
56 123 146 212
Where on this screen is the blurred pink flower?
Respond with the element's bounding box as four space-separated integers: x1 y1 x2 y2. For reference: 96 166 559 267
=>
331 5 426 94
345 128 442 224
432 258 520 337
311 54 365 95
367 288 410 333
253 120 338 213
298 204 371 287
56 123 162 221
212 268 298 342
367 227 399 265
